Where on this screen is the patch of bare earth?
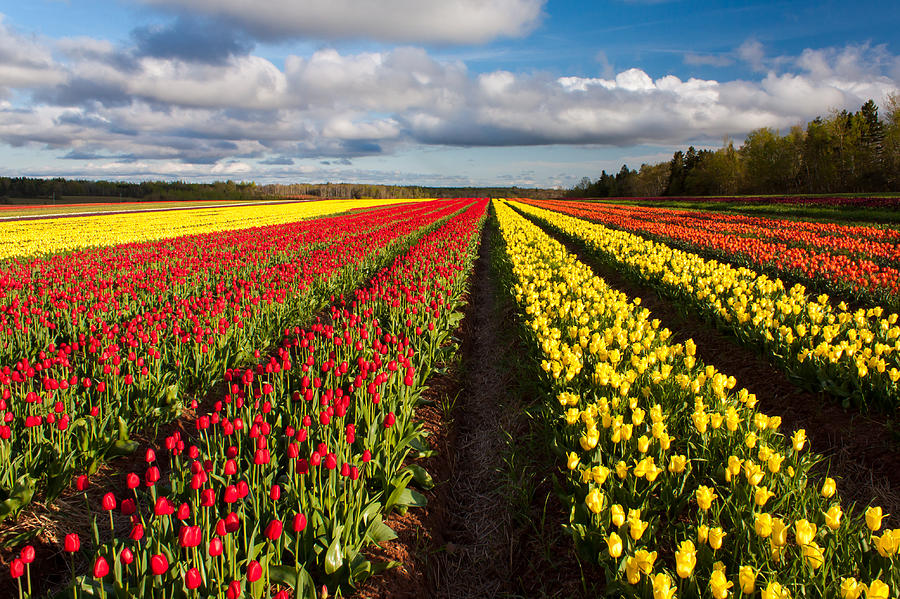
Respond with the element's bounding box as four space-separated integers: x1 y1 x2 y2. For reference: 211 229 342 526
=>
529 215 900 528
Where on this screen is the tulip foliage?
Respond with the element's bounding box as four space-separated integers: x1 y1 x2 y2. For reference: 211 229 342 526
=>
61 200 487 597
0 200 467 521
495 200 898 599
513 200 900 412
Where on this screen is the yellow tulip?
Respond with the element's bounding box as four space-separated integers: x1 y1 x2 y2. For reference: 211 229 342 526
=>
794 519 817 546
821 477 836 498
585 488 604 514
754 513 773 538
606 532 623 558
824 505 843 530
675 540 696 578
634 549 657 575
696 485 717 511
652 573 676 599
708 527 726 551
771 518 789 546
762 581 792 599
867 580 890 599
710 570 733 599
611 504 626 527
625 556 641 585
629 518 649 541
754 486 775 507
738 566 756 594
566 452 580 470
866 506 884 531
668 454 687 474
801 541 824 569
792 429 807 452
840 577 863 599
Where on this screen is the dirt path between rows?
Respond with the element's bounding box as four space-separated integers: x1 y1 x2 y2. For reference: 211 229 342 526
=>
527 214 900 526
356 215 605 599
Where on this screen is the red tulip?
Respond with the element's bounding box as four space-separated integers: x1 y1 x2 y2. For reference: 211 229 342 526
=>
293 513 307 532
150 553 169 575
120 547 134 565
179 525 202 548
265 519 283 541
121 498 136 516
269 484 281 501
20 545 35 564
64 533 80 553
126 472 140 489
76 475 89 491
185 567 202 590
93 556 109 578
102 492 116 511
130 523 145 541
247 560 262 582
227 581 242 599
209 538 223 557
10 558 24 579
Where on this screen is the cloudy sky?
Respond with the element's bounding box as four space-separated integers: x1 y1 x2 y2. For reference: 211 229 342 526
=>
1 0 898 187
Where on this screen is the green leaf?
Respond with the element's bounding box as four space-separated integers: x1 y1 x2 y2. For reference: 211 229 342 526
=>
392 488 427 509
407 464 434 490
324 533 343 575
108 439 139 457
365 517 398 544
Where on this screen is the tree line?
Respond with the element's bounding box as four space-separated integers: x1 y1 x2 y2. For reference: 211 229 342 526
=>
0 178 558 204
569 96 900 197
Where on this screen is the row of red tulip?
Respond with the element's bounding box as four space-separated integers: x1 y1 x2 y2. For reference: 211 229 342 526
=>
8 200 488 598
0 201 469 522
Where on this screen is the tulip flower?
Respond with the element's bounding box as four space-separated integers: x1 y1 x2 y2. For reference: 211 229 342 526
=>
675 540 696 578
866 506 884 531
265 519 283 541
10 558 25 579
606 532 622 558
93 556 109 578
247 560 262 582
185 567 202 590
150 554 169 575
64 533 80 553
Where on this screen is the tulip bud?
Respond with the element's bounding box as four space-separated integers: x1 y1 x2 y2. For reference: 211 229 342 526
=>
247 560 262 582
20 545 35 564
101 492 116 511
293 513 307 532
227 581 242 599
265 519 283 541
120 547 134 565
185 567 202 590
126 472 140 489
64 533 80 553
92 556 109 578
129 523 145 541
150 553 169 575
76 475 89 491
270 484 281 501
209 538 224 557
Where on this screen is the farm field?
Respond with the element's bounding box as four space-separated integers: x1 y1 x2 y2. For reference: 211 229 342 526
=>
0 199 301 220
1 198 898 599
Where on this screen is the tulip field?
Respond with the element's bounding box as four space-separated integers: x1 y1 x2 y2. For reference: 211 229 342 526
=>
1 197 898 598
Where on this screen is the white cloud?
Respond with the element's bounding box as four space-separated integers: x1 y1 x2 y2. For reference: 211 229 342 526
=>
0 16 67 91
0 24 897 172
738 39 766 72
136 0 545 44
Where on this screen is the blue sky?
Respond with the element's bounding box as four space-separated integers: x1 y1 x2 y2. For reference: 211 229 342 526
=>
0 0 898 187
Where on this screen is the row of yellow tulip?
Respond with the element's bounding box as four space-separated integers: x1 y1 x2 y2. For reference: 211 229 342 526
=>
0 198 425 260
511 200 900 411
494 199 897 598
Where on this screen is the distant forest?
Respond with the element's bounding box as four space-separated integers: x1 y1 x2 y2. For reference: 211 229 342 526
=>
0 177 558 204
570 96 900 197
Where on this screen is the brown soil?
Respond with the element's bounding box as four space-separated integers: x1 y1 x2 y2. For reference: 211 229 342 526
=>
529 215 900 526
